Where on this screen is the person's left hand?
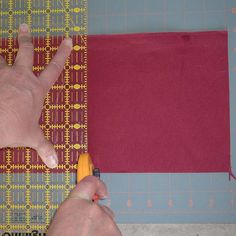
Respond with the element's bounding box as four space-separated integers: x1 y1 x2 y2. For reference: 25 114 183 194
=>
0 23 72 168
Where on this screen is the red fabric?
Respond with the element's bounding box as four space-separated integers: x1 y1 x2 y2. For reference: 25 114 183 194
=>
88 31 231 173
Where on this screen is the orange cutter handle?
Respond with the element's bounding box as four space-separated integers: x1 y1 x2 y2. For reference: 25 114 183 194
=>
77 153 100 202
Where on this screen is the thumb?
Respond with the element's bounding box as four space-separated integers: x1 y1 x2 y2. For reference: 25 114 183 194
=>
30 128 58 169
69 176 108 201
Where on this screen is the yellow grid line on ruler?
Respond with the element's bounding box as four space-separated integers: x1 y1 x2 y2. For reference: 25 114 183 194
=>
44 0 52 229
24 0 33 231
25 149 31 230
5 150 12 231
83 0 88 152
5 0 14 232
63 0 71 197
26 0 32 26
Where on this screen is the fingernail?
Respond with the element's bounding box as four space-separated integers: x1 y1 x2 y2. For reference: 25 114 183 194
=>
46 154 58 168
64 38 73 49
100 195 108 200
19 23 29 33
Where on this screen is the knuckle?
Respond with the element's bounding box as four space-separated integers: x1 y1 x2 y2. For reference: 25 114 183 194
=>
15 67 35 80
19 35 33 46
22 42 34 49
13 67 28 79
50 61 63 71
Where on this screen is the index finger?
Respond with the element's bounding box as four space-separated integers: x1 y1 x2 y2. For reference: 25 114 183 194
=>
39 38 72 91
14 23 34 69
69 176 108 201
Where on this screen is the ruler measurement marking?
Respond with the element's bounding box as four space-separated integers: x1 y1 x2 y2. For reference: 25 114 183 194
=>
0 0 87 231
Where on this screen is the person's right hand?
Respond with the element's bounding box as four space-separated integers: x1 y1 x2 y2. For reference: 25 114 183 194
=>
47 176 122 236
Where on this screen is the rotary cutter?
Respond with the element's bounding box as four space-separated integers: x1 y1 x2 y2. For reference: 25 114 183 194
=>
77 153 100 201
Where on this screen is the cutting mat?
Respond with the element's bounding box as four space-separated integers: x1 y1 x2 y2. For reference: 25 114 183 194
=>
88 0 236 224
0 1 236 235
